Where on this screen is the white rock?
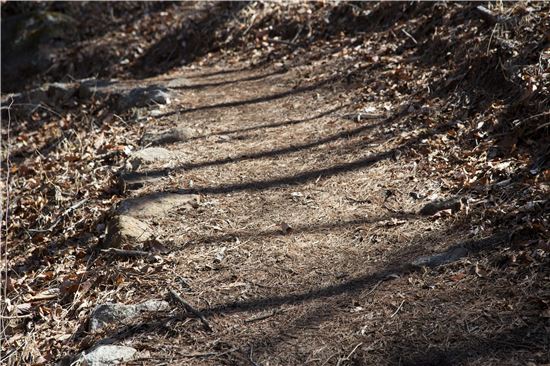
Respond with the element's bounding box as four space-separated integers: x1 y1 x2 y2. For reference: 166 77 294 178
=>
90 300 170 331
81 345 136 366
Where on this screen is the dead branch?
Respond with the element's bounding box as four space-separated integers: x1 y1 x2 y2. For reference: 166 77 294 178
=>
169 288 212 332
100 248 153 258
244 309 278 323
475 5 509 25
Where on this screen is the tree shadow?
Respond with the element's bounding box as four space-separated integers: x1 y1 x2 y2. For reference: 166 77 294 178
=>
128 115 387 181
170 67 289 90
184 211 418 249
154 76 336 119
189 104 347 139
203 232 507 317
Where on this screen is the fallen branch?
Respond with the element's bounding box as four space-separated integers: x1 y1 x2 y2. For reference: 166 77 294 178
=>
101 247 152 257
244 309 278 323
390 300 405 318
475 5 509 25
169 288 212 331
267 38 300 47
401 29 417 44
336 343 363 366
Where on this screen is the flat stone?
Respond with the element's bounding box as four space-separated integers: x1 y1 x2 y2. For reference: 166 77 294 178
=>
131 147 174 162
80 345 137 366
141 126 196 146
419 197 465 216
166 77 190 88
134 299 170 312
79 81 171 112
116 192 199 219
103 215 153 248
128 147 174 171
117 85 171 111
78 79 117 100
118 171 169 191
89 300 170 331
410 247 468 268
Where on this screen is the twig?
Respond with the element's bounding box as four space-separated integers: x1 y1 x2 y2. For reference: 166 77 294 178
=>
514 111 550 128
244 309 278 323
0 340 27 363
366 273 400 296
365 279 384 296
100 248 153 258
267 38 300 47
291 24 304 44
475 5 509 25
320 353 338 366
390 300 405 318
336 342 363 366
401 29 417 44
36 198 88 232
243 13 257 36
0 314 33 319
248 345 260 366
169 288 212 331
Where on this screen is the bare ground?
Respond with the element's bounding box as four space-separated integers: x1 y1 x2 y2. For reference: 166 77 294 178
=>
2 2 548 366
64 62 544 365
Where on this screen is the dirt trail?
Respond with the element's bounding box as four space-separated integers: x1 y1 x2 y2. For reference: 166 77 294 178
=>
3 3 548 364
81 62 540 365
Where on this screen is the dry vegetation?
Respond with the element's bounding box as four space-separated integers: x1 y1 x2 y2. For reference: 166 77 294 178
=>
1 2 548 365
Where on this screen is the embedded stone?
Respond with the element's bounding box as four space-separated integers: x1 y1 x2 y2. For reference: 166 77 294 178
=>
127 147 174 171
116 192 199 219
103 215 153 248
118 171 168 191
141 126 196 146
410 247 468 268
80 345 137 366
89 300 170 331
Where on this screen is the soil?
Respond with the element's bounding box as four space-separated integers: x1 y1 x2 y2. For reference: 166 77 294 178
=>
1 2 548 366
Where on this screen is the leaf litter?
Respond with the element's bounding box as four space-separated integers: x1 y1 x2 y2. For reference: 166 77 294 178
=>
1 2 549 365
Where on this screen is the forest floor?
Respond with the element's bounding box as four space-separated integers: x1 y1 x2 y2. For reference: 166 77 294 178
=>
1 2 549 366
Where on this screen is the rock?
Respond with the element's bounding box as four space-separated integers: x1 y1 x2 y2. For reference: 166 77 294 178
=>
79 81 171 112
118 171 169 191
90 300 170 331
80 345 137 366
128 147 174 170
89 304 139 331
47 82 77 105
419 197 467 216
134 299 170 312
117 85 171 111
141 126 196 146
166 77 190 88
103 215 153 248
3 82 77 112
410 247 468 268
78 79 115 100
116 192 199 219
